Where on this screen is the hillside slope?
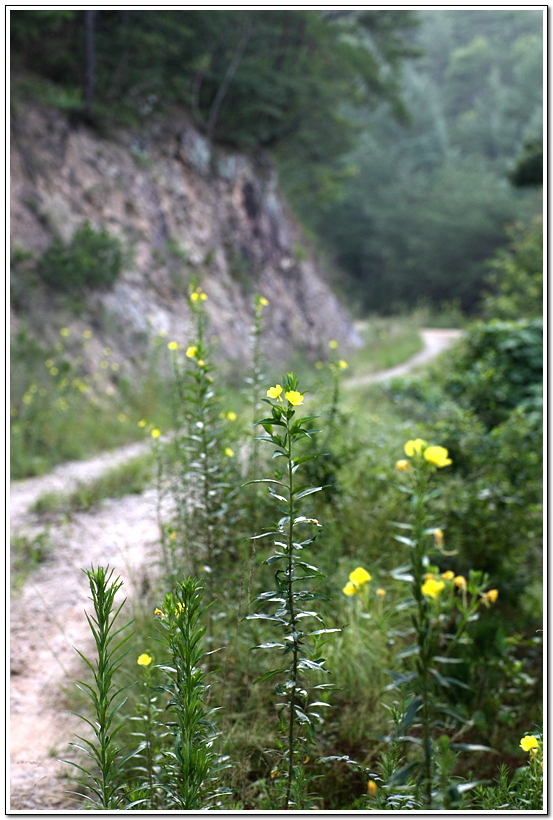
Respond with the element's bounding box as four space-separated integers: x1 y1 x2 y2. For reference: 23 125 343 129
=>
10 97 360 372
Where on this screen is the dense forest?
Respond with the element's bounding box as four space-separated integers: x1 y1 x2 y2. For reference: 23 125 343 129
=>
11 8 542 316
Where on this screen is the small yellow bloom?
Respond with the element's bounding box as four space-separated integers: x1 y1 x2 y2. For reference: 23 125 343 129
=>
377 588 386 597
154 607 165 618
259 296 269 306
60 327 70 337
368 780 378 795
486 589 499 603
138 419 147 427
454 575 467 588
197 359 205 366
170 531 176 541
350 567 371 586
83 330 92 339
338 360 348 370
151 428 161 439
441 570 455 580
103 347 112 356
168 341 178 350
421 578 445 599
227 411 237 421
520 735 539 753
191 292 200 302
404 438 427 457
137 653 152 666
434 529 444 547
225 447 235 457
267 385 283 399
396 459 410 471
186 346 198 358
329 340 338 349
285 390 304 406
424 572 435 580
342 581 358 596
424 445 452 468
100 360 109 369
175 602 185 613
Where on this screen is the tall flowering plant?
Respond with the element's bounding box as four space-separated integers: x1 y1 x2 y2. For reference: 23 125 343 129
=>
246 374 340 809
382 439 499 808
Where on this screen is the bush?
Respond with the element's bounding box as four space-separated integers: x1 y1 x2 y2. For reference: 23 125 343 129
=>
37 221 124 292
444 318 542 429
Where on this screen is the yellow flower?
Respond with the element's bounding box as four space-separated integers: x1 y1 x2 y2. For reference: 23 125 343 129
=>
396 459 410 471
83 330 92 339
137 653 152 666
191 292 200 302
421 578 445 599
441 570 455 580
60 327 70 337
424 572 435 580
342 581 358 596
350 567 371 586
404 438 427 457
175 602 185 613
151 428 161 439
434 529 444 547
454 575 467 587
377 588 386 597
486 589 499 603
267 385 283 399
186 346 198 358
259 296 269 306
197 359 205 366
338 360 348 370
225 447 235 457
329 340 338 349
103 347 112 356
424 445 452 468
170 532 176 541
168 341 178 350
368 780 378 795
227 411 237 421
154 607 165 618
285 390 304 406
138 419 147 427
520 735 539 753
191 289 207 302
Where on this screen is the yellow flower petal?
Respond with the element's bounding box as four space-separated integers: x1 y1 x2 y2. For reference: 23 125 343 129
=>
454 575 467 587
520 735 539 752
396 459 410 471
424 445 452 468
285 390 304 406
349 567 371 586
267 385 283 399
137 653 152 666
404 438 427 457
225 447 235 457
186 346 197 358
342 581 358 596
168 341 178 350
421 578 445 599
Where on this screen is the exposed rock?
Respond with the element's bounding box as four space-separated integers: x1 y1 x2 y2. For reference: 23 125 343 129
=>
10 100 361 375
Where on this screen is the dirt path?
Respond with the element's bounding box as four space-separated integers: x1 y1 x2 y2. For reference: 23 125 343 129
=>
345 328 463 389
9 328 462 811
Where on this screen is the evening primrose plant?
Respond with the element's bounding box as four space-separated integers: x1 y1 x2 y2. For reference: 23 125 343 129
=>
378 437 499 808
246 374 340 809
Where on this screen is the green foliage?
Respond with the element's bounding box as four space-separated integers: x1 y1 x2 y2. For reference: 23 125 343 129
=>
37 221 124 293
444 318 542 428
64 566 136 810
154 578 228 809
482 217 543 320
11 528 51 589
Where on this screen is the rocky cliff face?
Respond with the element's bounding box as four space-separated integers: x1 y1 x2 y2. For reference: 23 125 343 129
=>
10 100 360 374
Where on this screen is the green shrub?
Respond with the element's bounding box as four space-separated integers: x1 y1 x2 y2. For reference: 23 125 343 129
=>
37 221 124 292
444 318 542 429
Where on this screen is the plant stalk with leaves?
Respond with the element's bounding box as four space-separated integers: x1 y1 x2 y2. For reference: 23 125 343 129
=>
246 374 339 809
64 565 136 810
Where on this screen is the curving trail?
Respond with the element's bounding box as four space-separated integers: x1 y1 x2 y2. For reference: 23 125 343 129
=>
9 327 462 810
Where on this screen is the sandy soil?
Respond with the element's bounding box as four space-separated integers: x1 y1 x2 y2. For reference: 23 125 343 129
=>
9 329 462 811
